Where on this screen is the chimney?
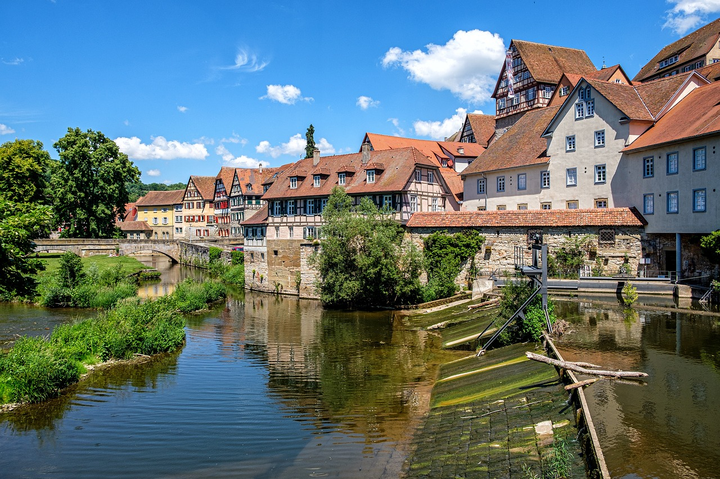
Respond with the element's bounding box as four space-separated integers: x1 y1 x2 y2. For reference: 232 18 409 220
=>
361 142 371 165
313 148 320 166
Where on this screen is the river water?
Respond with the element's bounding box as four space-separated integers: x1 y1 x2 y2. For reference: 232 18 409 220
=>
2 258 719 478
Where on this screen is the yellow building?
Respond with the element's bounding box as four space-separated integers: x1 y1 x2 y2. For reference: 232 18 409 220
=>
135 190 185 239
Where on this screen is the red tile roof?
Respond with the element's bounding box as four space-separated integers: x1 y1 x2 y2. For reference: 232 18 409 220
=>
623 80 720 152
634 17 720 82
589 64 629 83
187 175 216 200
632 73 694 118
512 40 596 84
216 167 236 195
465 114 497 147
461 106 559 176
241 204 269 225
135 190 185 206
406 208 647 228
697 61 720 82
116 220 153 232
584 79 654 121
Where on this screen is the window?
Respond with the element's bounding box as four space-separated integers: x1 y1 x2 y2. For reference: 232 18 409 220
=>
273 201 281 217
497 205 506 211
542 86 553 99
304 226 316 240
497 97 506 110
383 195 392 209
517 203 528 210
667 152 678 174
497 176 505 192
599 229 616 245
575 102 585 119
693 147 706 171
541 171 550 188
643 157 654 178
153 217 158 225
643 193 654 214
586 100 595 116
693 189 706 212
431 197 439 212
428 171 434 184
338 173 346 185
415 169 422 182
196 202 202 209
321 198 327 212
566 168 577 186
594 130 605 147
162 217 168 225
595 165 606 184
560 86 569 97
667 191 679 213
566 135 576 151
410 195 418 212
175 215 182 223
579 88 585 100
307 199 315 216
515 173 527 190
290 177 297 189
566 200 579 209
289 226 294 238
287 200 295 216
366 169 375 183
313 175 321 187
477 178 486 194
541 202 552 210
595 198 608 208
526 88 536 101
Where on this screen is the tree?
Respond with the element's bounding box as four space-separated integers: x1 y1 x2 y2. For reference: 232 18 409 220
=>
701 230 720 264
0 198 53 299
51 128 140 238
422 230 485 301
126 181 187 202
312 187 423 308
0 139 52 204
304 124 316 159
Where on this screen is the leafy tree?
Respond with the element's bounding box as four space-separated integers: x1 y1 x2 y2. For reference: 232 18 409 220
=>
700 230 720 264
126 181 187 202
58 252 85 289
422 230 485 301
0 198 53 299
51 128 140 238
0 139 52 204
304 124 316 159
313 187 423 308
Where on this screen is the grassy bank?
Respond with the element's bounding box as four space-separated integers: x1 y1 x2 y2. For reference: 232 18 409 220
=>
0 279 226 405
37 253 148 277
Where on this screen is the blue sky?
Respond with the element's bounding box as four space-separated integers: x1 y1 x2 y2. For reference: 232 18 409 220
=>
1 0 719 185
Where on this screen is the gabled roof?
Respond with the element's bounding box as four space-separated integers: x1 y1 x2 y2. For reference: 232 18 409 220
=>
584 78 655 121
261 163 293 186
464 114 497 147
216 166 236 194
116 220 153 232
632 73 696 118
364 133 446 159
135 190 185 206
623 80 720 152
186 175 216 200
241 204 269 225
634 17 720 82
697 61 720 82
590 64 630 83
406 208 647 228
121 202 137 221
262 147 449 200
461 106 559 176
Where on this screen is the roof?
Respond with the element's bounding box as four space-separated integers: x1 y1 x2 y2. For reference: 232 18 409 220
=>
186 175 216 200
590 64 629 83
261 163 293 186
116 220 152 232
135 190 185 206
632 73 694 118
697 61 720 82
584 78 654 121
462 106 559 176
634 17 720 82
262 147 449 200
241 204 269 225
216 167 236 194
465 114 496 147
508 40 596 85
623 80 720 152
406 208 647 228
121 202 137 221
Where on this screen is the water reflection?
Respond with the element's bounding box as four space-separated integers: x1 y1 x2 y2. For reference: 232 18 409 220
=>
555 299 720 478
134 254 206 298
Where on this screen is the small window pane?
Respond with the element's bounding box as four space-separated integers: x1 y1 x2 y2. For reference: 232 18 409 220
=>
667 191 678 213
643 157 654 178
667 152 678 174
518 173 526 190
693 147 706 170
643 194 654 214
566 168 577 186
694 189 706 212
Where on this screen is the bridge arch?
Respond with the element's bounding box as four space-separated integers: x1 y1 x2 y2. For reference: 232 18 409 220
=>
124 249 179 263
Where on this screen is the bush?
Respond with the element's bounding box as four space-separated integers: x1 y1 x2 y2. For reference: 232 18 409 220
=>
422 230 485 302
231 251 244 266
58 252 84 288
209 247 223 263
548 236 590 278
221 264 245 287
622 281 638 306
494 278 556 347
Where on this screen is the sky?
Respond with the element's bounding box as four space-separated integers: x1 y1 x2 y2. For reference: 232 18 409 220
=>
1 0 719 185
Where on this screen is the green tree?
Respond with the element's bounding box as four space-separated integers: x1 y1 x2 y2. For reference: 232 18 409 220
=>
51 128 140 238
0 198 53 299
126 181 187 202
304 124 316 159
0 139 52 204
701 230 720 264
422 230 485 301
313 187 422 308
57 252 85 289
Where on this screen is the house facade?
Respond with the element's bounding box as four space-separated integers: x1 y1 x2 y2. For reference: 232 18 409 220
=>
135 190 185 239
181 175 217 239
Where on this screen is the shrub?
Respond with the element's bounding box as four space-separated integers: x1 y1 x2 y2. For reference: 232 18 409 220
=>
58 252 84 289
221 264 245 287
422 230 485 302
700 231 720 264
622 281 638 306
495 278 556 346
548 236 590 278
209 247 223 263
231 251 244 266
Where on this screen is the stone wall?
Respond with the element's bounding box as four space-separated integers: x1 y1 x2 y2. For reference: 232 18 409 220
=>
179 242 231 268
642 233 719 280
245 246 270 292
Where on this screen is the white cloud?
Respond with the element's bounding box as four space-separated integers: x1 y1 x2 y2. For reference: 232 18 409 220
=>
1 57 24 65
193 136 215 145
177 105 188 113
0 124 16 135
146 169 161 177
387 118 405 136
123 120 130 126
221 47 269 72
115 136 209 160
414 108 482 140
216 144 268 168
221 133 248 146
356 95 380 110
261 84 313 104
382 29 505 104
256 133 335 158
665 0 720 34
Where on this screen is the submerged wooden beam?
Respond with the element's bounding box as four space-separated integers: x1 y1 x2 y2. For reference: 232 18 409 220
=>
564 378 600 390
525 352 649 379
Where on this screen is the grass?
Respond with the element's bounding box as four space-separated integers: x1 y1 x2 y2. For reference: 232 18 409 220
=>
37 253 148 278
0 279 226 405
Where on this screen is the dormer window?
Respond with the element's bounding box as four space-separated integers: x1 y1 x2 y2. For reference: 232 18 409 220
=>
560 86 569 97
290 177 297 189
338 173 346 186
415 169 422 182
366 169 375 183
313 175 321 187
428 171 434 184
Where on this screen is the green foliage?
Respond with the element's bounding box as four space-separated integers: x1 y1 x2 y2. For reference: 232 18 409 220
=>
51 127 141 238
548 236 590 278
422 230 485 302
209 247 223 262
0 139 52 204
221 264 245 287
58 252 85 288
231 250 244 266
312 187 423 308
0 198 53 300
0 279 226 405
304 124 315 159
496 278 556 346
591 257 605 277
712 280 720 293
126 181 187 203
138 270 161 281
700 230 720 264
622 281 638 306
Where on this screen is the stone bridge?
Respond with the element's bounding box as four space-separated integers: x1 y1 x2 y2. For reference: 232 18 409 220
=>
34 238 182 263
